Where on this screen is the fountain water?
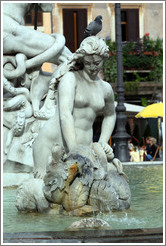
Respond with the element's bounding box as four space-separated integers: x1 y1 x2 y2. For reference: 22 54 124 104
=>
2 3 163 243
3 165 163 233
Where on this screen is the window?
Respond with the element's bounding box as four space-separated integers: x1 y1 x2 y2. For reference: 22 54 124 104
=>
63 9 87 52
121 9 139 41
25 11 43 26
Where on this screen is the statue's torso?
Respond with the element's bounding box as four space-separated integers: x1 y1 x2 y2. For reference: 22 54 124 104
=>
74 70 105 114
71 71 105 144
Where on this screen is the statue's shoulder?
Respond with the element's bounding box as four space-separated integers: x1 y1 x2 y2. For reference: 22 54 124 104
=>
101 79 113 90
59 71 77 89
100 80 114 99
61 71 77 81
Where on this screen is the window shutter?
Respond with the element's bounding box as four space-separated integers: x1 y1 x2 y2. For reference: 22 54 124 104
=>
127 9 139 41
77 9 87 47
63 9 75 52
63 9 87 52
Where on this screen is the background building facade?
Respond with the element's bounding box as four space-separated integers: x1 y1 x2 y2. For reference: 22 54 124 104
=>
25 2 163 71
25 2 164 146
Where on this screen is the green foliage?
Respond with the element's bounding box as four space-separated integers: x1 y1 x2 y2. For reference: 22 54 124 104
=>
103 56 117 83
141 97 148 107
124 54 154 69
133 73 148 82
103 36 163 83
149 55 163 82
143 35 163 52
103 40 117 83
105 39 116 52
124 81 139 92
154 38 163 52
122 42 135 56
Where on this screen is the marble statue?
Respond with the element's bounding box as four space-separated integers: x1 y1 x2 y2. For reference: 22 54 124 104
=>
3 3 71 66
16 143 131 214
3 3 72 169
3 3 131 214
15 36 131 214
33 36 116 179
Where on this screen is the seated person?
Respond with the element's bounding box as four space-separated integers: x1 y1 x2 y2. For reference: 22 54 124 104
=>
128 139 134 162
146 137 159 161
128 139 134 152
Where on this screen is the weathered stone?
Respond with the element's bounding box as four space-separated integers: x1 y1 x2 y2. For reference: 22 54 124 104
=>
89 171 131 212
3 6 131 214
15 179 50 213
48 203 65 215
67 218 111 230
63 177 90 211
3 3 72 171
68 205 99 216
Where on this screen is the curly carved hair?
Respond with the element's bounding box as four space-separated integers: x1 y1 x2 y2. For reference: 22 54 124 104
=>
50 36 109 89
75 36 109 60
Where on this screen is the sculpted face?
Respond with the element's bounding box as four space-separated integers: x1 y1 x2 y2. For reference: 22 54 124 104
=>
83 55 103 78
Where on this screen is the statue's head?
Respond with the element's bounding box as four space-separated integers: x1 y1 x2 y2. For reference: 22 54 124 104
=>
53 36 109 84
68 36 109 72
76 36 109 60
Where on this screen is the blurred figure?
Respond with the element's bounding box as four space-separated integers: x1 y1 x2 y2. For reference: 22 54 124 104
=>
142 136 151 161
128 139 134 152
145 137 159 161
128 139 134 162
145 136 151 152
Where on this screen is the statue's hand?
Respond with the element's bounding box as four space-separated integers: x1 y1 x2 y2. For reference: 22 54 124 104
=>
99 142 114 161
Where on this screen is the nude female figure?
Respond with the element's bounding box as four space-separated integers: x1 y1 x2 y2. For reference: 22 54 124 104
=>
33 36 116 178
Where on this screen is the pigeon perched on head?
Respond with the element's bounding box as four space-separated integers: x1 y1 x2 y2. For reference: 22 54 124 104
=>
83 15 102 39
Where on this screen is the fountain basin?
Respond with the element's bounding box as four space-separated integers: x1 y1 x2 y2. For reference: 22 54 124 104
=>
3 164 163 243
3 227 163 243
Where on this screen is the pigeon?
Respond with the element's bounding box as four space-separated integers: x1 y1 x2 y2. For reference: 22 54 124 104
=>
83 15 102 39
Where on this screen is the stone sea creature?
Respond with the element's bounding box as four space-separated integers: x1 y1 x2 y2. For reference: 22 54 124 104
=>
43 144 91 211
15 179 50 213
89 170 131 212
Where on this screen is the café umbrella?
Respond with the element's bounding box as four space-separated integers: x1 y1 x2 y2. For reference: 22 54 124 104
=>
135 102 163 118
135 102 163 146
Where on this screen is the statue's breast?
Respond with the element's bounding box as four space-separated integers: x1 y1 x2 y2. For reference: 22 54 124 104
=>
75 79 105 112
